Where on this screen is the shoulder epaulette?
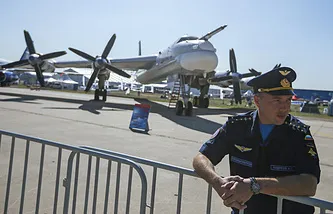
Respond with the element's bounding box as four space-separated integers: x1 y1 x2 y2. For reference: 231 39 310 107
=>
227 113 253 124
285 115 310 133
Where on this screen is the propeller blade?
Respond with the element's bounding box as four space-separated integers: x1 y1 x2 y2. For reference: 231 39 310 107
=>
229 48 237 73
199 25 227 41
105 64 131 78
68 48 95 61
102 34 116 58
273 63 281 69
85 68 100 92
24 30 36 54
232 80 242 105
249 68 261 76
2 60 29 69
33 64 45 87
39 51 67 61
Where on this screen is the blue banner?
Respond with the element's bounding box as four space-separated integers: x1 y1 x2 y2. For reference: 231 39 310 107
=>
129 104 151 133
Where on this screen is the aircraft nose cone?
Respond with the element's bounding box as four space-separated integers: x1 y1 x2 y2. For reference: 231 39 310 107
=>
199 42 216 52
179 51 218 72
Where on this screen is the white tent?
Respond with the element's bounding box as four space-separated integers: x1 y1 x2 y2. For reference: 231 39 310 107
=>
46 77 58 83
63 79 78 84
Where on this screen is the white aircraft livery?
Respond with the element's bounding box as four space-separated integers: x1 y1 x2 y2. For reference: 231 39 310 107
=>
52 25 228 115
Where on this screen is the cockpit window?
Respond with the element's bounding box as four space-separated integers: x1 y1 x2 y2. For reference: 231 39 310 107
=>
176 36 198 43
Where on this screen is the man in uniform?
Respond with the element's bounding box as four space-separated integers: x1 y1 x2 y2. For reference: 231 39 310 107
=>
192 66 321 214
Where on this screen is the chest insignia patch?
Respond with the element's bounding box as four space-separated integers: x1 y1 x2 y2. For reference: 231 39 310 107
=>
308 148 317 157
304 135 313 141
235 144 252 152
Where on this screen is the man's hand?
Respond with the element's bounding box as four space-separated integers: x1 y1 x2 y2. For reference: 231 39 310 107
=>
212 175 244 197
221 178 253 210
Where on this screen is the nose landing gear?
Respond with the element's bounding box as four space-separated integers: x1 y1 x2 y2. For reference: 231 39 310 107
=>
175 100 193 116
94 89 107 101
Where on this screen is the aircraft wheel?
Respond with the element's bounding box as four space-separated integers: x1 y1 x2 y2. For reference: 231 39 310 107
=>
175 100 184 116
94 89 99 101
193 96 198 107
102 89 107 101
184 101 193 116
203 97 209 108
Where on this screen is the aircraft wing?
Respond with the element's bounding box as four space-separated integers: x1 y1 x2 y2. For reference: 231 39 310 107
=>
208 75 232 82
53 60 91 68
53 55 157 71
241 72 259 79
2 68 33 73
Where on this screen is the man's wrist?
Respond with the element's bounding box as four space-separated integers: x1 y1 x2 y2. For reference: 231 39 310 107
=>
211 175 224 187
249 177 261 195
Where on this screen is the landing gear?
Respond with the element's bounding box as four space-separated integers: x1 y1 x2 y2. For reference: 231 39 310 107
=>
193 96 209 108
175 100 184 116
193 96 198 107
169 74 196 116
192 84 210 108
94 89 99 100
94 89 107 101
201 97 209 108
175 100 193 116
184 101 193 116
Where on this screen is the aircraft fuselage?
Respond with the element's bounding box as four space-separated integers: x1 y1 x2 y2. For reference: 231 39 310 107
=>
136 38 218 84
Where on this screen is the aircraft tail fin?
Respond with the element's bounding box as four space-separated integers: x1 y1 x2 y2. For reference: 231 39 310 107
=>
19 47 30 61
138 41 142 56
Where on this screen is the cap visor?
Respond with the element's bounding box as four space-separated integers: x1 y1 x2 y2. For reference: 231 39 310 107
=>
267 90 295 96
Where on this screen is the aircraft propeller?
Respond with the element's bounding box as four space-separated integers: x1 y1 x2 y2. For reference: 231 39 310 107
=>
228 48 243 104
2 30 67 87
68 34 130 92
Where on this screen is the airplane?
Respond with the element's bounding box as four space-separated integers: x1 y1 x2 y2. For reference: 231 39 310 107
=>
0 50 31 87
207 48 261 105
53 25 228 116
1 30 67 87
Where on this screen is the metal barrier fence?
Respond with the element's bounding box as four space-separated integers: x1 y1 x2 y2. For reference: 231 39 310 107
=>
80 146 214 214
0 130 147 214
1 130 333 214
81 146 333 214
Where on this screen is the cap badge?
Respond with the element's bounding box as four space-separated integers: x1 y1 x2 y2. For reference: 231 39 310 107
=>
280 78 290 88
279 70 291 76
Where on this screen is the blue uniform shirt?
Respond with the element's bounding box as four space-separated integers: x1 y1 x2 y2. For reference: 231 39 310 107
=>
259 123 275 143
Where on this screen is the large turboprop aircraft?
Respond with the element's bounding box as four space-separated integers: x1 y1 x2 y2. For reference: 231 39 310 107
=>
54 25 227 115
207 48 261 105
2 30 67 87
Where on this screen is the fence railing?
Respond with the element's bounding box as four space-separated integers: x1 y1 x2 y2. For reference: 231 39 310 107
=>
0 130 148 214
81 146 333 214
1 130 333 214
80 146 214 214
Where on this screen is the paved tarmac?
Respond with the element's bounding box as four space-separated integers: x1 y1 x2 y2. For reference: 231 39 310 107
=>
0 88 332 214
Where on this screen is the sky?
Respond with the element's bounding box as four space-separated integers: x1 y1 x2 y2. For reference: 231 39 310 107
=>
1 0 333 90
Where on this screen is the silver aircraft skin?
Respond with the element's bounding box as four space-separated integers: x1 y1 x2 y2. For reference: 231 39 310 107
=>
53 25 227 113
53 26 226 84
134 35 218 84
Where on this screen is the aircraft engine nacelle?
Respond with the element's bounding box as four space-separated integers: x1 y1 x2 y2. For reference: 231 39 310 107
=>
40 61 55 73
0 71 18 83
0 71 6 82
